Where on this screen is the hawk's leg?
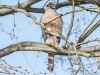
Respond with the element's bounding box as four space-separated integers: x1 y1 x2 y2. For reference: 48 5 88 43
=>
45 36 59 72
45 36 58 48
50 43 58 48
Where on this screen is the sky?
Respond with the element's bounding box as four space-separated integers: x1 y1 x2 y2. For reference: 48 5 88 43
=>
0 0 100 75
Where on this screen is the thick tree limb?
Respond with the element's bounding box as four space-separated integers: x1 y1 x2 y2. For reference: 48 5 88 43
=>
0 0 41 16
56 0 91 9
0 0 98 16
26 7 44 13
18 0 41 8
0 41 100 58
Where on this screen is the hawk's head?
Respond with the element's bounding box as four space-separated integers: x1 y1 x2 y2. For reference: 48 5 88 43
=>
46 3 56 9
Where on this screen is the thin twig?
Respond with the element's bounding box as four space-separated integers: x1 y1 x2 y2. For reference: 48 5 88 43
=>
75 68 80 75
68 49 74 75
63 0 75 47
0 64 14 75
73 45 80 65
67 1 75 75
77 20 100 43
77 11 100 43
77 38 100 46
80 67 90 75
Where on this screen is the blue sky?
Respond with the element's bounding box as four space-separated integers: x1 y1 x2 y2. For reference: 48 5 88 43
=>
0 0 100 75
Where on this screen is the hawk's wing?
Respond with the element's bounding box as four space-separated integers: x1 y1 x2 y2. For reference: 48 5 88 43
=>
41 12 62 42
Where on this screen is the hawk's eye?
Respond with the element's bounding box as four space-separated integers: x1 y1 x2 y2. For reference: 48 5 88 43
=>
49 5 53 8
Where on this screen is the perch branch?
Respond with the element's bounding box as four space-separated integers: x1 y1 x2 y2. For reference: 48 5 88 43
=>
1 42 100 58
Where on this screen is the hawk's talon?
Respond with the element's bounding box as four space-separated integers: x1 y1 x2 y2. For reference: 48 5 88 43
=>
50 43 57 48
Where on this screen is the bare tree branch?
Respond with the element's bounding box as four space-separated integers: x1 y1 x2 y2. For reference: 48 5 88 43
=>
63 0 75 47
77 20 100 43
0 64 14 75
77 11 100 43
0 0 41 16
1 0 100 74
0 0 99 16
1 41 100 58
56 0 91 9
18 0 41 8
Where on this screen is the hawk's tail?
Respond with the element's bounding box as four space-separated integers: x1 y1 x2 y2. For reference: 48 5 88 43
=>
48 53 54 72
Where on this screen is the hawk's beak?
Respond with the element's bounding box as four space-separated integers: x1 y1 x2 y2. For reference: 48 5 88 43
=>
52 6 56 9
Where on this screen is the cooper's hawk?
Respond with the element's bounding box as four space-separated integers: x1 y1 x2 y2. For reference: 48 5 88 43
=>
40 3 62 72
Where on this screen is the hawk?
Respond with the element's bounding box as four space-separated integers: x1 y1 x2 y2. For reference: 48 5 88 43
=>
40 3 62 72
